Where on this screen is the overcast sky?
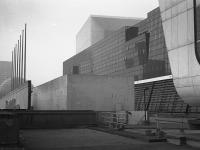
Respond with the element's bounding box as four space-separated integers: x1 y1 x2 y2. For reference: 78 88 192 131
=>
0 0 158 86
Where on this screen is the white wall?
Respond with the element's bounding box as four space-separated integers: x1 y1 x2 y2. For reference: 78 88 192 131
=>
67 75 135 111
159 0 200 105
32 74 135 111
76 16 143 53
76 17 92 54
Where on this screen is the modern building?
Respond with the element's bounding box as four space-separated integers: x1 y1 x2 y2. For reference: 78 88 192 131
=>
63 4 200 113
158 0 200 105
3 1 200 113
65 8 170 79
76 15 143 53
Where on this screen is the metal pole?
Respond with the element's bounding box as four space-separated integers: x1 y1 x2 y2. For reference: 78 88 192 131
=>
15 45 17 89
12 50 15 90
19 35 22 84
11 51 13 90
24 23 27 82
21 30 24 83
16 41 18 87
14 46 16 89
144 89 146 121
17 40 20 87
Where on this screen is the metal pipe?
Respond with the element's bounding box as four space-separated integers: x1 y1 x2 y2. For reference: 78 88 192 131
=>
17 40 20 87
14 46 16 89
21 30 24 83
11 51 13 90
24 23 27 82
19 35 22 84
12 24 27 89
12 49 15 90
15 45 17 88
144 89 146 121
16 42 18 87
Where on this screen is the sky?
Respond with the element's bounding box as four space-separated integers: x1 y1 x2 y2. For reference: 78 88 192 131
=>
0 0 158 86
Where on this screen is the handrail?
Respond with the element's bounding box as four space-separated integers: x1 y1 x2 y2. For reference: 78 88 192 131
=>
99 111 128 129
155 117 186 130
155 118 185 124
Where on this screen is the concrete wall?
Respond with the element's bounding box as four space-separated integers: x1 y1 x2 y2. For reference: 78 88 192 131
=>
76 17 92 54
67 75 134 111
15 110 96 129
76 15 142 53
91 18 105 46
0 81 29 109
159 0 200 105
32 75 135 111
32 76 68 110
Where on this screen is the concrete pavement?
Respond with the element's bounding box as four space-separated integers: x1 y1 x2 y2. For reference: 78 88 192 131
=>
21 128 199 150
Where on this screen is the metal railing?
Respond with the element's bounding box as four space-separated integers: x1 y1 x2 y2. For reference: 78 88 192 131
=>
155 117 186 131
98 111 128 129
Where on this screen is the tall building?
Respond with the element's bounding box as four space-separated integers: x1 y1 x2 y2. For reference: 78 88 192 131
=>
64 8 170 80
76 15 143 53
63 6 200 113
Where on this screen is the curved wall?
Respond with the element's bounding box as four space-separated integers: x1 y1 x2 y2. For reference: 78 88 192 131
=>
158 0 200 105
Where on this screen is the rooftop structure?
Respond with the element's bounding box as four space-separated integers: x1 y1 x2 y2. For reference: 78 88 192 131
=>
63 6 200 113
76 15 143 53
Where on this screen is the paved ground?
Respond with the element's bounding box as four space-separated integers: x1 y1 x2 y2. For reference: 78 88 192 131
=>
21 128 199 150
165 129 200 140
126 129 200 148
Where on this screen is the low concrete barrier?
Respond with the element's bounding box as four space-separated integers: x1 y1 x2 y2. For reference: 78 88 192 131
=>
0 110 97 129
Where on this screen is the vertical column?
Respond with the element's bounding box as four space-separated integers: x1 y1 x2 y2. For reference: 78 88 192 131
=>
24 23 27 82
14 46 16 89
11 51 14 90
18 39 20 86
21 30 24 84
17 40 19 87
11 23 27 91
19 35 22 85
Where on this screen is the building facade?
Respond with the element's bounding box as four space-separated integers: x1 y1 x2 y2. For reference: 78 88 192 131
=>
76 15 142 53
63 5 200 113
64 8 171 81
159 0 200 106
